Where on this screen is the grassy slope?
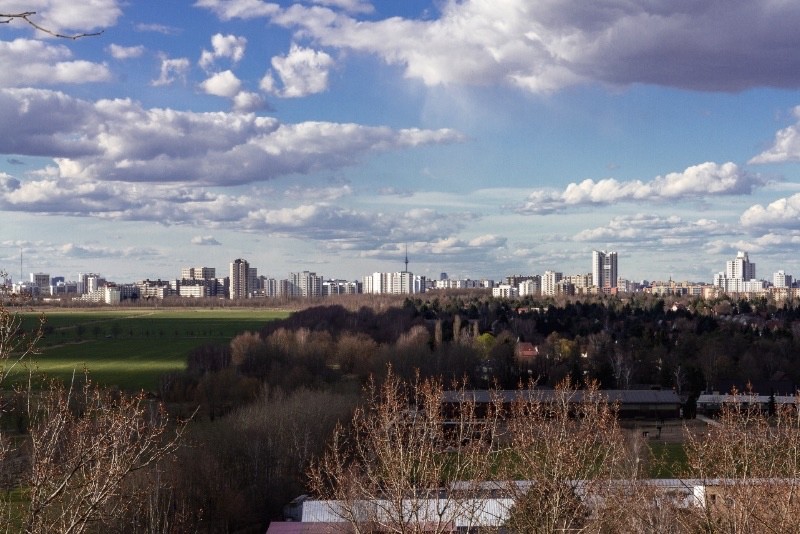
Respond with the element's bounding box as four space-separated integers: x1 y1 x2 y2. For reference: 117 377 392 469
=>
10 308 290 391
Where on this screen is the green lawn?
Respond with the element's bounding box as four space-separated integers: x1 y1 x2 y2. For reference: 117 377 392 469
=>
647 442 689 478
8 308 290 391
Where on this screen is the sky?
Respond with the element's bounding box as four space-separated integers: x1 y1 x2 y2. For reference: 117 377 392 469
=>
3 1 800 284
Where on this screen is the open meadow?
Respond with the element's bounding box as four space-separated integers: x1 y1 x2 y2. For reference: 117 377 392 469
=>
12 307 290 391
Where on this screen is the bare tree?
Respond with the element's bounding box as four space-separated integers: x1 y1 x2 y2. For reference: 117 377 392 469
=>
23 376 185 533
684 389 800 533
501 379 630 533
0 298 186 533
0 11 103 39
308 370 500 533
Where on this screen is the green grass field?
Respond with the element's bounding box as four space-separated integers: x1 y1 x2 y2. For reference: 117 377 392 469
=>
9 308 290 391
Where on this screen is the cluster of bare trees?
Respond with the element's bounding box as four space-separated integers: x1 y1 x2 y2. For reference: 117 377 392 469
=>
309 373 800 533
0 301 185 533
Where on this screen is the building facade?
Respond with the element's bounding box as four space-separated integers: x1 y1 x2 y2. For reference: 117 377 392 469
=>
229 258 250 299
592 250 618 291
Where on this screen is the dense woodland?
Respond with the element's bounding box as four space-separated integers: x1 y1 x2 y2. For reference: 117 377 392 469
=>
6 291 800 532
146 291 800 531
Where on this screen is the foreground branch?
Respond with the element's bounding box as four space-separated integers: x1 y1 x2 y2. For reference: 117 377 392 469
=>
0 11 103 39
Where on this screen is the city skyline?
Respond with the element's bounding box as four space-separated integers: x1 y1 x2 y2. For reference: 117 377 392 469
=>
12 249 798 290
3 2 800 281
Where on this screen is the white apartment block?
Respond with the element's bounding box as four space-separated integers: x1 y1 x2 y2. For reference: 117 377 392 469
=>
323 279 361 295
290 271 324 297
715 251 761 294
541 271 563 296
774 270 793 288
181 266 216 280
362 272 425 295
435 278 482 289
492 284 518 298
75 286 120 305
726 251 756 281
518 277 541 297
592 250 618 291
137 279 172 299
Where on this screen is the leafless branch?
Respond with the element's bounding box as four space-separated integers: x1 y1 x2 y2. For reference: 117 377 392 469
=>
0 11 103 39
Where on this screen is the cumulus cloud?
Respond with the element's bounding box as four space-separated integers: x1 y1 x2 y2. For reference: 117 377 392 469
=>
152 56 190 86
0 173 20 192
199 33 247 71
232 91 266 112
0 88 464 186
517 162 761 214
749 106 800 164
740 193 800 229
107 44 145 60
261 44 335 98
706 234 800 258
191 235 221 246
200 70 242 97
0 39 111 87
1 0 122 34
198 0 800 93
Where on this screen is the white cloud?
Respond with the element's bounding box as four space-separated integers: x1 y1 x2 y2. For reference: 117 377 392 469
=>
0 173 20 192
310 0 373 14
196 1 800 93
134 23 179 35
59 243 157 259
573 214 729 244
1 0 122 34
191 235 221 246
232 91 266 112
192 0 279 21
199 33 247 70
0 39 111 87
749 106 800 164
107 44 145 60
517 162 761 214
740 193 800 229
200 70 242 98
0 88 465 186
261 44 335 98
152 56 190 86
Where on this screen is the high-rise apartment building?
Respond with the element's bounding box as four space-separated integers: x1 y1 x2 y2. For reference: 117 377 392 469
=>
229 258 249 299
592 250 618 291
78 273 104 295
542 271 563 296
774 270 793 288
518 276 541 296
726 251 756 281
181 266 216 280
30 272 50 292
715 251 758 293
290 271 323 297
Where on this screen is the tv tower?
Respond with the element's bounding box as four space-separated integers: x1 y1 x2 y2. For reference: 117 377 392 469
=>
404 244 409 273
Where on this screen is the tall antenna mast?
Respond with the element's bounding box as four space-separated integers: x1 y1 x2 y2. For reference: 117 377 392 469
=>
404 244 409 273
19 246 22 283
